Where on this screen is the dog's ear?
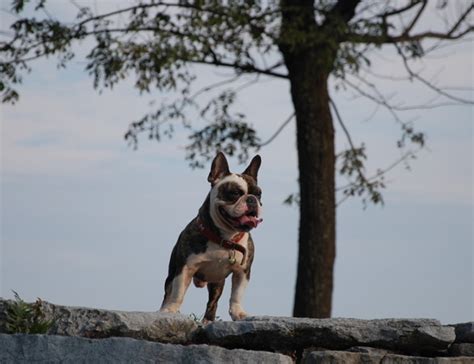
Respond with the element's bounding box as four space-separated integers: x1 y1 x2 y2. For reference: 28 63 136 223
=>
208 152 230 185
242 155 261 181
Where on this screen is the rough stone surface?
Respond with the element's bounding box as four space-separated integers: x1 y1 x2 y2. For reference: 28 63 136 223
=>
2 299 471 363
303 350 474 364
0 334 293 364
0 299 197 344
450 344 474 357
347 346 393 355
452 323 474 344
196 316 455 355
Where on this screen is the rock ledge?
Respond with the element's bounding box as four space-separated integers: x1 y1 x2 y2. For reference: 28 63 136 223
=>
1 299 472 363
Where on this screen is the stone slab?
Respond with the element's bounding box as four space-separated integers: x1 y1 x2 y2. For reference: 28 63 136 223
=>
0 334 293 364
450 344 474 357
195 316 455 354
0 299 198 344
303 350 474 364
451 323 474 344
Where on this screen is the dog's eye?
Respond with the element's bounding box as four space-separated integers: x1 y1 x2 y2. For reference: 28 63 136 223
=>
230 189 243 198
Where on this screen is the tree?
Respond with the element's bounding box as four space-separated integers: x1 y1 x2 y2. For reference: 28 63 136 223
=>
1 0 472 318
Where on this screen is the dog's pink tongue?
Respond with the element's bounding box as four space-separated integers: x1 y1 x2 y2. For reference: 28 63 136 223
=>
238 215 263 228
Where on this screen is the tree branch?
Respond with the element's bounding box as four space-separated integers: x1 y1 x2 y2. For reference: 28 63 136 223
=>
348 3 473 44
336 147 420 207
348 26 474 44
330 97 386 206
342 77 404 119
402 0 427 36
447 3 474 37
258 112 295 147
191 59 288 79
381 1 424 18
393 43 474 104
73 1 251 29
330 97 357 154
190 75 242 100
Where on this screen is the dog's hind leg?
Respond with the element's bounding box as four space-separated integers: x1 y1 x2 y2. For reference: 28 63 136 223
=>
160 265 193 313
203 280 225 322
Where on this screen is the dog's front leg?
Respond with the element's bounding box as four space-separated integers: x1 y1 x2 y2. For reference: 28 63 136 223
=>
229 271 248 321
160 266 193 313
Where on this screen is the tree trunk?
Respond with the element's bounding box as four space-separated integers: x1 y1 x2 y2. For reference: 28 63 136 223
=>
291 69 336 318
279 0 336 318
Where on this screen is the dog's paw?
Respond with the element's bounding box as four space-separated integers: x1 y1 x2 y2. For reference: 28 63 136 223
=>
159 305 179 314
229 305 247 321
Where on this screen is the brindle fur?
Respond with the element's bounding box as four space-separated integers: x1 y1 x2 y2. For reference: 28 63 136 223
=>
162 195 256 321
161 153 261 321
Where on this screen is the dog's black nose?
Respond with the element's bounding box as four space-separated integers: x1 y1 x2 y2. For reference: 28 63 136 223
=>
246 195 258 206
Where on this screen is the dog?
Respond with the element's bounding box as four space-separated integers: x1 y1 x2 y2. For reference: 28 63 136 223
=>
160 152 263 321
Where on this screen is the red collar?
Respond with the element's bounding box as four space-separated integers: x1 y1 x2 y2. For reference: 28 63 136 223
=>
196 217 247 265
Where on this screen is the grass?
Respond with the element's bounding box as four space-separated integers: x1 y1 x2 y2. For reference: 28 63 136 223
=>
5 291 54 334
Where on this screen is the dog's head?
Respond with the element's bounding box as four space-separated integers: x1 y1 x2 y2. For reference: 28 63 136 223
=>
207 152 263 233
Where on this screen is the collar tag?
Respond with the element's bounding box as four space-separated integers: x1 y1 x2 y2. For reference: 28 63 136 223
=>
196 217 247 266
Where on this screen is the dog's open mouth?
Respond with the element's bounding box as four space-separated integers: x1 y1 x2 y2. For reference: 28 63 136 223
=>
219 207 262 230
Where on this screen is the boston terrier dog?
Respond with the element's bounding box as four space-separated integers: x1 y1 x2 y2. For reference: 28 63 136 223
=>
160 152 263 321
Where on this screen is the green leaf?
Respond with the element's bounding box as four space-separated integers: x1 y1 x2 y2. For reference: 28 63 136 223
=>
5 290 54 334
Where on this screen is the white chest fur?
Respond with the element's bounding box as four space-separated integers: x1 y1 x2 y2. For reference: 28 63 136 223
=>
186 234 249 283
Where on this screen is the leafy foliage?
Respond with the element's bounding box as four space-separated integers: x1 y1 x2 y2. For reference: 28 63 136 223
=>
338 145 385 206
283 192 300 207
1 0 471 206
2 1 275 168
185 90 260 168
2 0 472 320
285 145 386 208
5 291 54 334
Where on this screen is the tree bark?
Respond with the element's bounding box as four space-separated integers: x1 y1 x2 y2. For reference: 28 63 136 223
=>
279 0 336 318
291 69 336 318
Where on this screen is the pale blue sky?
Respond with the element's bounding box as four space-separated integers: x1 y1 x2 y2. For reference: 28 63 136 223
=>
1 1 472 324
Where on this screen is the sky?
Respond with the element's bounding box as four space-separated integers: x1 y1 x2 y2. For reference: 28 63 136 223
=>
1 1 473 324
